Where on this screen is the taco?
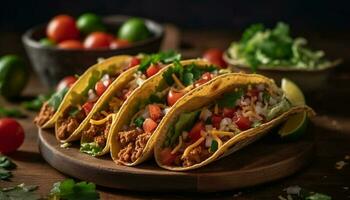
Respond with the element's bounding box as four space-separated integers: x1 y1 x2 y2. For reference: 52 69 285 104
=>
79 51 182 156
109 59 230 166
34 55 136 129
154 73 315 171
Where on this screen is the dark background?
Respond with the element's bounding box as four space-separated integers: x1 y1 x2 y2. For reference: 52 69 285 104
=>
1 0 349 32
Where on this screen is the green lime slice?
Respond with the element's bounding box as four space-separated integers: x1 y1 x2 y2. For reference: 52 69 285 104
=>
278 111 308 140
281 78 305 106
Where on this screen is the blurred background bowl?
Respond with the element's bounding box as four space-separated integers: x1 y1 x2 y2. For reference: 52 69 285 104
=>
223 52 340 92
22 15 164 88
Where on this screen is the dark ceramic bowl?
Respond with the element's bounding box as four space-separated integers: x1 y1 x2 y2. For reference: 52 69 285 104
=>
223 52 340 92
22 15 164 87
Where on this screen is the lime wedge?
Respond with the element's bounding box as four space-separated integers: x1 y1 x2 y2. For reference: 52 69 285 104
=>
281 78 305 106
278 111 308 140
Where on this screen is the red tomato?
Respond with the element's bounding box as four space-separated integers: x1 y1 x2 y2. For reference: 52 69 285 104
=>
202 48 227 68
167 89 185 106
0 118 25 154
223 108 236 118
160 148 177 166
46 15 79 43
82 102 95 115
95 79 111 97
188 121 204 142
195 72 214 87
234 116 251 131
248 88 259 97
83 32 114 49
143 118 158 133
211 115 223 129
148 104 162 121
128 57 140 68
110 39 130 49
58 40 83 49
146 64 161 78
56 76 78 91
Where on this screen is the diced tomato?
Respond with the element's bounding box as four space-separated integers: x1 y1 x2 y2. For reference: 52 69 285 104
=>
143 118 158 133
195 72 214 87
234 116 251 131
211 115 223 129
95 79 111 96
148 104 162 121
223 108 236 118
146 64 161 78
82 102 95 115
188 121 204 142
128 57 140 68
160 148 177 166
167 89 185 106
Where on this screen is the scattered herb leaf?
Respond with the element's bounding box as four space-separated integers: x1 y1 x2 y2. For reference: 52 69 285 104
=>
0 184 39 200
0 107 25 118
22 93 52 111
217 89 243 108
49 179 99 200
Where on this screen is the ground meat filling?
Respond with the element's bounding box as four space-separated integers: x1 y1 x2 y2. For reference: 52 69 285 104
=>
56 108 85 140
34 102 55 126
117 129 152 163
82 117 112 148
182 145 211 167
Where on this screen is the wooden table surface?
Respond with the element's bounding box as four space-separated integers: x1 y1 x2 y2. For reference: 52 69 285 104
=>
0 26 350 199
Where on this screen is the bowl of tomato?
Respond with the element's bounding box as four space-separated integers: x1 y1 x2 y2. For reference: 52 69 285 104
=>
22 14 164 87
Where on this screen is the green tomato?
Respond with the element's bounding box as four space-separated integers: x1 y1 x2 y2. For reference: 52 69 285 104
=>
118 18 151 42
0 55 29 99
77 13 105 35
39 38 55 47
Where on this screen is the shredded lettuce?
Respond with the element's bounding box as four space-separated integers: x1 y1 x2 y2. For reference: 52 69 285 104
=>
80 142 103 156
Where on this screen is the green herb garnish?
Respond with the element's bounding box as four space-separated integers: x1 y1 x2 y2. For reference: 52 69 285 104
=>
0 155 16 180
210 140 218 153
138 51 181 72
217 89 243 108
0 107 25 118
47 87 69 111
80 143 103 156
228 22 334 71
22 93 52 111
0 184 39 200
134 117 145 128
49 179 99 200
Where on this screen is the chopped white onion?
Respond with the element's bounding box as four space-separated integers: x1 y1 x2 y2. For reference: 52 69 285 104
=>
257 84 265 91
205 136 213 148
102 74 110 81
163 107 171 115
136 77 145 86
200 108 212 121
88 89 97 101
220 118 232 131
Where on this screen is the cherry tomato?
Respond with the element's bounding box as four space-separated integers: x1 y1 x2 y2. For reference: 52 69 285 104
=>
211 115 223 129
58 40 84 49
56 76 78 92
83 32 114 49
223 108 236 118
188 121 204 142
234 116 251 131
0 118 25 154
167 89 185 106
128 57 140 68
160 148 177 166
148 104 162 121
146 64 161 78
95 79 111 97
143 118 158 133
195 72 214 87
203 48 227 68
82 102 95 115
46 15 79 43
110 39 130 49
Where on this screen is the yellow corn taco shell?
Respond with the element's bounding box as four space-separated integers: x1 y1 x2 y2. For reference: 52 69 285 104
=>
109 59 221 166
53 55 133 143
154 73 315 171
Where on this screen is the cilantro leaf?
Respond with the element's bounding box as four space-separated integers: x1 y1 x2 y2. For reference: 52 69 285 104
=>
217 89 243 108
138 51 181 72
22 93 52 111
0 168 11 180
47 87 69 111
134 117 145 128
0 184 39 200
0 155 16 170
50 179 99 200
210 140 218 153
0 107 25 118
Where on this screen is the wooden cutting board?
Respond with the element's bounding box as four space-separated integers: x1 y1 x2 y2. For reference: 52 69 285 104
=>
38 127 314 192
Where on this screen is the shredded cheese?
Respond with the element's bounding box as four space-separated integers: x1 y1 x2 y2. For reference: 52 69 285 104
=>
172 74 185 89
214 104 219 115
101 111 109 117
181 136 205 159
211 130 236 137
171 136 183 155
90 114 112 125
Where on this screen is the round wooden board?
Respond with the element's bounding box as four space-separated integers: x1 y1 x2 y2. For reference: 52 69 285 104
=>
38 128 314 192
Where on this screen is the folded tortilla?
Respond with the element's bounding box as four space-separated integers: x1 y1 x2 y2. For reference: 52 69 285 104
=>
154 73 315 171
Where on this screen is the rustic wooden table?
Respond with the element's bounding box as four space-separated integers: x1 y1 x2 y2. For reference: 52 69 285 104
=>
0 26 349 199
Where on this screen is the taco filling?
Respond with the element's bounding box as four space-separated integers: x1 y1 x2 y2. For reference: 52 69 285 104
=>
159 83 291 167
115 61 227 164
80 51 182 155
56 68 126 140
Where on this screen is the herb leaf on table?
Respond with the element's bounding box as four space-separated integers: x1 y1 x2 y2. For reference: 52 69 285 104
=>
0 183 39 200
49 179 99 200
0 155 16 180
